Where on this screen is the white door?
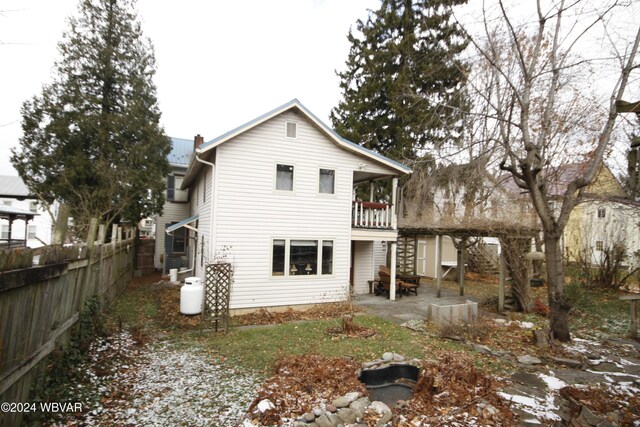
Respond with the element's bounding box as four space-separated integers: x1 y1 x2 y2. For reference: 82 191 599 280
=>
417 240 427 275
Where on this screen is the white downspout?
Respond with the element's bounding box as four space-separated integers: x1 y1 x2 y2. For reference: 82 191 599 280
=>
194 152 216 263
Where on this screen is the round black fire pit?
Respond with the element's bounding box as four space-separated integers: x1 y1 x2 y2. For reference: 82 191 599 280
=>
359 364 419 407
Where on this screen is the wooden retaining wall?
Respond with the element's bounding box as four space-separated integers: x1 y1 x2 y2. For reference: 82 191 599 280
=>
0 224 135 425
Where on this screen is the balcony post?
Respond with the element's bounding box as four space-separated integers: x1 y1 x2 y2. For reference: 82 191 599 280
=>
391 177 398 229
390 240 397 301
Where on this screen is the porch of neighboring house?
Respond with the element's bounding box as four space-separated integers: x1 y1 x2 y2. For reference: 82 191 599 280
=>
0 205 37 248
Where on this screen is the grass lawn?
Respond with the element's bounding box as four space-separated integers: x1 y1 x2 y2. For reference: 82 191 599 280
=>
105 271 636 379
182 315 469 376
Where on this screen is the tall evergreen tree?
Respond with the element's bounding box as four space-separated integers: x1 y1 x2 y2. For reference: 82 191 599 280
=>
331 0 469 160
11 0 170 237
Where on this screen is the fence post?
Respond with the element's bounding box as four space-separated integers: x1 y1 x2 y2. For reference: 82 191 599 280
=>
79 218 99 308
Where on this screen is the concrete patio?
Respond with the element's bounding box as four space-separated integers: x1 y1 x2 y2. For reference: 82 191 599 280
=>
353 280 482 325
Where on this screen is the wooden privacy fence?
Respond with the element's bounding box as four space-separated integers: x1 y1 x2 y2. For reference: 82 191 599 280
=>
0 220 136 423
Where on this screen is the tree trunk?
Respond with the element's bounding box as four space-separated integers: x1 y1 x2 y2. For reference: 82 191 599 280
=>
544 233 572 341
52 203 69 245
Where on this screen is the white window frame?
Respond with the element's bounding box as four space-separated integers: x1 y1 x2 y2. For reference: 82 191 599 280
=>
27 225 37 239
597 207 606 219
285 121 298 139
270 237 335 278
274 163 295 192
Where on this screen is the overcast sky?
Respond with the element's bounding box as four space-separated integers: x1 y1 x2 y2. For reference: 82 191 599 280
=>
1 1 637 177
0 0 380 176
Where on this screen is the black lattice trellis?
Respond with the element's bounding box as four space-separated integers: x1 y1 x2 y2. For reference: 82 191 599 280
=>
204 262 232 332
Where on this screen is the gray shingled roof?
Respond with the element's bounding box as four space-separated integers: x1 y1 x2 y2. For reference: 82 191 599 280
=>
0 175 32 198
168 138 194 166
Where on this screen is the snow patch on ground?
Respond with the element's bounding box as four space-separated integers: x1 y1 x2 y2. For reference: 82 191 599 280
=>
58 332 259 426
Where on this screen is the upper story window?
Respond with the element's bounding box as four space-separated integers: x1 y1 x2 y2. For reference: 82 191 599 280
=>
276 164 294 191
3 200 11 207
597 207 606 218
319 169 335 194
595 240 604 251
27 225 37 239
29 201 38 213
167 174 188 202
285 121 297 139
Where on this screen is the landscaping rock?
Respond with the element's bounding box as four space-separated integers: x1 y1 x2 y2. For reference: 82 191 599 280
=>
375 410 393 427
349 397 370 418
325 404 337 413
590 362 619 373
549 356 582 369
517 355 542 365
382 352 394 362
473 344 493 354
331 396 350 408
303 412 316 422
336 408 357 424
326 413 342 426
369 401 391 415
313 407 323 417
343 391 362 403
315 414 333 427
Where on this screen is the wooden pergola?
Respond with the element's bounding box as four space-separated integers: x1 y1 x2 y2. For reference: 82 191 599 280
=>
399 223 539 311
0 205 37 248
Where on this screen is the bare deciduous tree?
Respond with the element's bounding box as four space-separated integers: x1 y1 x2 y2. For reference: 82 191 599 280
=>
466 0 640 341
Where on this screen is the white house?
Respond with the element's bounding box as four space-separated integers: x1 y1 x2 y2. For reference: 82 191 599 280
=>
153 137 194 272
0 175 55 248
169 99 411 311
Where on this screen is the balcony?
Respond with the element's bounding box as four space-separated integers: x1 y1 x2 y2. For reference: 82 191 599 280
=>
352 201 395 229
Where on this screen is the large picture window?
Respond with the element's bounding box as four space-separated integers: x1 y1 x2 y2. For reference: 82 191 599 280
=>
290 240 318 275
276 164 294 191
271 238 334 277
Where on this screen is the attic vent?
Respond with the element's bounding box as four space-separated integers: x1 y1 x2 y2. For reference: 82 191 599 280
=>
286 121 297 139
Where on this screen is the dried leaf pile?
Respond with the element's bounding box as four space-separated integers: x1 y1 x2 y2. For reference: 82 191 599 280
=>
233 303 361 326
325 314 376 338
247 355 366 425
395 350 516 426
560 386 640 424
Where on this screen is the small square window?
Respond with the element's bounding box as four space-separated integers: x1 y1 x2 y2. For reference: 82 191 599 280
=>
3 201 11 207
319 169 335 194
29 201 38 213
276 164 294 191
597 207 605 218
595 241 604 251
285 121 297 139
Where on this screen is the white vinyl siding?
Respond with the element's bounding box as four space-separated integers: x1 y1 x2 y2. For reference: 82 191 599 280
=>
212 111 396 309
352 241 374 294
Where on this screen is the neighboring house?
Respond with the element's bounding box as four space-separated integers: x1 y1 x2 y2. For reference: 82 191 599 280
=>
153 137 194 272
0 175 55 248
169 99 411 311
138 217 155 238
561 163 640 265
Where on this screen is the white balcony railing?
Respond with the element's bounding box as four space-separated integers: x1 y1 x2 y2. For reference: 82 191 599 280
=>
352 201 394 229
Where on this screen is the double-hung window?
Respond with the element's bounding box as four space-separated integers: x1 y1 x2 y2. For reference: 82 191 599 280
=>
167 174 188 202
276 164 294 191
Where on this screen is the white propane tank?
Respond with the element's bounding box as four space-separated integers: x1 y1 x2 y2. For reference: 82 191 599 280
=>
180 277 204 315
